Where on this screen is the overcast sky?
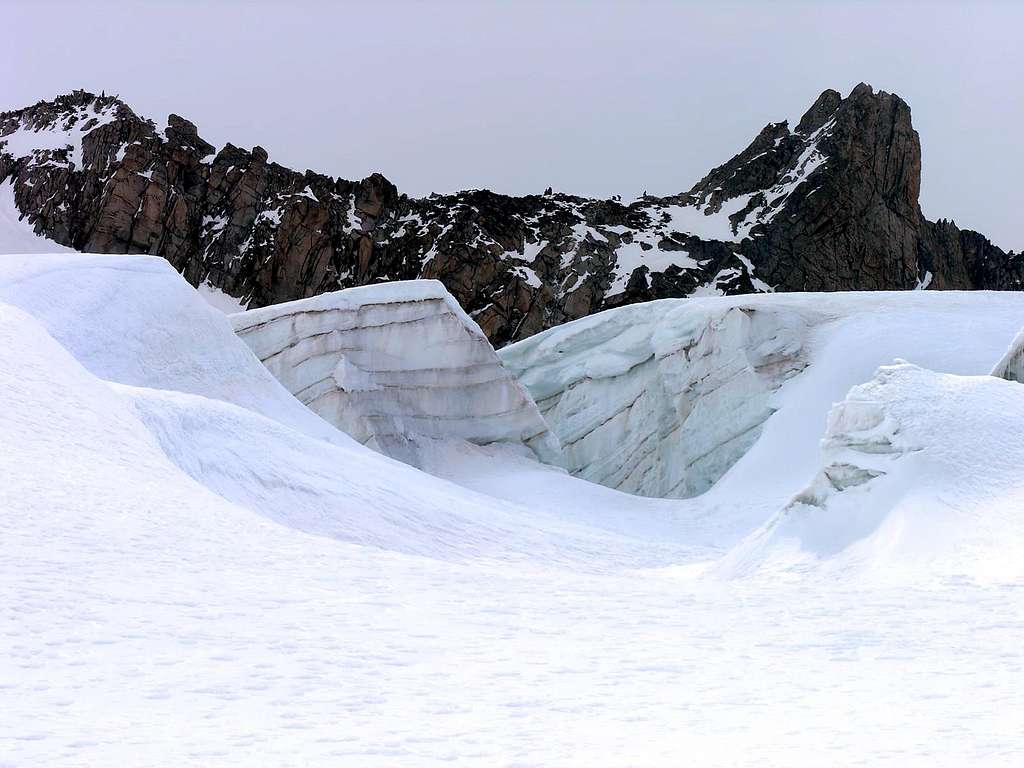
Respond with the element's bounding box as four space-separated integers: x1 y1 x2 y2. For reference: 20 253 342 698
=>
4 0 1021 250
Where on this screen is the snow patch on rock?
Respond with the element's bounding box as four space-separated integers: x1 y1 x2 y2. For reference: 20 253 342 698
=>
197 281 247 314
0 97 119 170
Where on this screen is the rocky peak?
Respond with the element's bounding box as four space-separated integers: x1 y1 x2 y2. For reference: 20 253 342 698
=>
741 83 924 291
795 88 842 134
827 83 920 208
3 89 131 129
165 113 214 156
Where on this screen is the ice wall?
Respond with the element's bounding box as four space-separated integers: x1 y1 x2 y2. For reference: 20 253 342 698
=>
232 280 559 467
500 298 814 498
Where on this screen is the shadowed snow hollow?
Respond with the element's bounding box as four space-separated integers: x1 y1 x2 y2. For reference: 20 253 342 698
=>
231 281 559 467
717 363 1024 582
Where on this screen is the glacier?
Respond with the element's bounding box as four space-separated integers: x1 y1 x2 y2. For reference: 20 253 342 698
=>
4 252 1024 767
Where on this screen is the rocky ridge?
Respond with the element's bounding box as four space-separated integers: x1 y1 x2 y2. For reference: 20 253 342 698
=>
1 85 1020 345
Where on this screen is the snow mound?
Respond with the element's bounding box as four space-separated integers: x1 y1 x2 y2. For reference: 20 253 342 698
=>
232 280 559 466
718 362 1024 582
0 252 344 443
502 290 1024 501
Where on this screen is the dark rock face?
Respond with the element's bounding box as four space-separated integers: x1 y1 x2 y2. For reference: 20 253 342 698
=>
733 83 925 291
1 85 1019 346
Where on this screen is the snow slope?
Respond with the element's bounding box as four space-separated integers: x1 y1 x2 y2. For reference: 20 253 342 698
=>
4 252 1024 766
232 281 559 467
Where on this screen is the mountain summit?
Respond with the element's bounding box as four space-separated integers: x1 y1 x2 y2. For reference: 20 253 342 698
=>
1 85 1019 344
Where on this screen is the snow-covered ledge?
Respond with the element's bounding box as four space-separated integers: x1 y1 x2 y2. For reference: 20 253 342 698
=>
231 280 559 467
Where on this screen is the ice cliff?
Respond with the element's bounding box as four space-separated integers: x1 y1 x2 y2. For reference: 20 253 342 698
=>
500 296 814 498
231 280 559 467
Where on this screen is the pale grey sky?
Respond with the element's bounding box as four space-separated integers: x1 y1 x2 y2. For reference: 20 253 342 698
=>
4 0 1021 250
